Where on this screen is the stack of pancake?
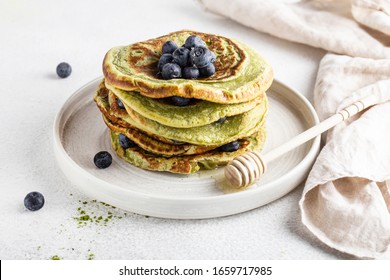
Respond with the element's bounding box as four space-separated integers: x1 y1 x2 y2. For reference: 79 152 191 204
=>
94 30 273 174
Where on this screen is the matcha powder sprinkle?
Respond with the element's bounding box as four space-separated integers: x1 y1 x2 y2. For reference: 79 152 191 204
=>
73 200 123 227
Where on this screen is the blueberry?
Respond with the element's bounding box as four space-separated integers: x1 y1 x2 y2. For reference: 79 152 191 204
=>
94 151 112 169
184 35 205 49
215 116 226 124
119 133 136 149
190 46 214 68
172 47 190 68
161 63 181 79
199 63 215 77
24 191 45 211
117 99 125 109
170 96 191 106
182 66 199 79
218 141 240 152
162 40 178 54
158 53 173 72
56 62 72 78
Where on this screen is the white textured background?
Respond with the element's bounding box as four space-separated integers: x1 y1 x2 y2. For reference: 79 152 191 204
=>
0 0 354 259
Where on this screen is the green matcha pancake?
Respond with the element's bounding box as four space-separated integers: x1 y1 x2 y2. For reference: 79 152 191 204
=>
109 128 266 174
103 30 273 104
94 81 268 146
106 82 266 128
94 81 179 145
120 100 267 146
103 116 219 157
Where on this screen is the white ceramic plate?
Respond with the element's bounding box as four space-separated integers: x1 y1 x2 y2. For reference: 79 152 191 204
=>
53 77 320 219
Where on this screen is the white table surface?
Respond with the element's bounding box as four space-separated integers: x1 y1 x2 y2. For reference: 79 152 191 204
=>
0 0 354 260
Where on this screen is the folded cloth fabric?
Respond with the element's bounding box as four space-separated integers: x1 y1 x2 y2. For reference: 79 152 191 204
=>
352 0 390 37
198 0 390 59
303 54 390 259
198 0 390 258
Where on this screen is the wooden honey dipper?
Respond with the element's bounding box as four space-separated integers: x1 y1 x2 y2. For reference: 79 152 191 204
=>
224 95 378 188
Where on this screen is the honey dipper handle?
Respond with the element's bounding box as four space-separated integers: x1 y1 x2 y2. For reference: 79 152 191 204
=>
225 95 378 188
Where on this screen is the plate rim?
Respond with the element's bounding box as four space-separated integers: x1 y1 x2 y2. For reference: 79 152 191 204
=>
53 77 320 216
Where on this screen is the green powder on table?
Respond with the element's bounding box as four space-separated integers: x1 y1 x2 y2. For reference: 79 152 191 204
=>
73 200 123 227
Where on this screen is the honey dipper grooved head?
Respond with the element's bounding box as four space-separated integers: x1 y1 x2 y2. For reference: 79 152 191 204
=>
224 164 243 188
225 152 267 188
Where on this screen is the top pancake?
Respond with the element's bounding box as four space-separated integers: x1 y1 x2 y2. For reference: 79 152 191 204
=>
103 30 273 104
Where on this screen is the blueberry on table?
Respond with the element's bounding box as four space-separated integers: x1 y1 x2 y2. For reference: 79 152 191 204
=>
161 63 181 79
117 99 125 109
190 46 214 68
218 141 240 152
94 151 112 169
24 191 45 211
184 35 205 49
119 133 136 149
56 62 72 78
182 66 200 79
199 63 215 78
162 40 178 54
158 53 173 72
170 96 191 106
172 47 190 68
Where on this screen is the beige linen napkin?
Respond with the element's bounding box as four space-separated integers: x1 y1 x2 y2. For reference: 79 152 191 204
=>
198 0 390 258
198 0 390 59
303 54 390 258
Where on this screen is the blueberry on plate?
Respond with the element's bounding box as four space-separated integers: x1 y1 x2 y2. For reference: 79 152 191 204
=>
158 53 173 72
182 66 200 79
94 151 112 169
119 133 136 149
170 96 191 106
199 63 215 77
162 40 178 54
218 141 240 152
24 191 45 211
172 47 190 68
184 35 205 49
215 116 227 124
56 62 72 78
190 46 214 68
161 63 181 79
117 99 125 109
